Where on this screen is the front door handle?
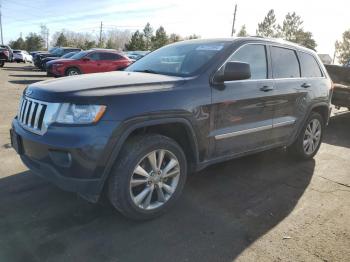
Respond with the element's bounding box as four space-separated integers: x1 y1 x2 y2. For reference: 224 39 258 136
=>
260 85 274 92
301 83 311 88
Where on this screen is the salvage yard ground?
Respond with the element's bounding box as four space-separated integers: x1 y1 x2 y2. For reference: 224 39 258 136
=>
0 63 349 262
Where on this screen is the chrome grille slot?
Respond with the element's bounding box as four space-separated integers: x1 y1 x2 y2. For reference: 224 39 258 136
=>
17 96 50 135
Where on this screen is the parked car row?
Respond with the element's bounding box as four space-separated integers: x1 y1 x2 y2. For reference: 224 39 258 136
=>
13 50 33 63
45 49 132 77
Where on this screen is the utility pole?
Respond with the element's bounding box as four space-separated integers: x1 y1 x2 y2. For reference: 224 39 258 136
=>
231 4 237 37
46 28 49 50
0 2 4 45
99 21 103 47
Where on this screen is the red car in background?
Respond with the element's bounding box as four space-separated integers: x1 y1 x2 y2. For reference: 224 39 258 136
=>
47 49 132 77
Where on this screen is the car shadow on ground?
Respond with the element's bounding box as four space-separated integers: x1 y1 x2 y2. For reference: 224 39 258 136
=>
324 111 350 148
0 150 315 262
2 65 40 72
10 74 48 78
9 80 45 85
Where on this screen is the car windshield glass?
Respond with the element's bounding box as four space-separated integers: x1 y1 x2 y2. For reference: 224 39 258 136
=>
51 48 63 56
70 51 89 60
125 41 229 76
62 52 77 58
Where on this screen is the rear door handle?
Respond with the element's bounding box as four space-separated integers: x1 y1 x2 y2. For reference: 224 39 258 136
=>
301 83 311 88
260 85 274 92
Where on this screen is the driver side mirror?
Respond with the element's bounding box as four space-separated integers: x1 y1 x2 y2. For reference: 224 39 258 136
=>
214 61 251 83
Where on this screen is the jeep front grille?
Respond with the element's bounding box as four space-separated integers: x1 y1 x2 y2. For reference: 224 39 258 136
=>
18 96 47 134
17 96 61 135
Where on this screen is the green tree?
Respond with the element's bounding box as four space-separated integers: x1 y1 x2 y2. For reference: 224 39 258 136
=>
9 37 26 50
151 26 168 50
25 33 45 51
55 32 68 47
125 30 145 51
335 29 350 65
143 23 153 50
237 25 248 37
256 9 278 37
279 12 317 50
84 40 96 50
105 38 114 49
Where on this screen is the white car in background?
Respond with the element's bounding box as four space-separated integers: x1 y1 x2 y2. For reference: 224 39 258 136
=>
13 50 33 63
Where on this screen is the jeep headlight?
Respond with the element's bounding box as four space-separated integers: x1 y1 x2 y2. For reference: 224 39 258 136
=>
56 104 106 124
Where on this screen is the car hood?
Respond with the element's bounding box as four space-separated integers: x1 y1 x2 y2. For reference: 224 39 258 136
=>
38 52 57 58
43 56 59 61
24 71 188 103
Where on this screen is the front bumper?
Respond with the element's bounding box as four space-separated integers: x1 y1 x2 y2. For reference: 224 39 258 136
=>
11 118 119 202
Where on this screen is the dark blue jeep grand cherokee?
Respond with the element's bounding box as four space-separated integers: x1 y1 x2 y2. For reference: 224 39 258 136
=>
11 37 332 220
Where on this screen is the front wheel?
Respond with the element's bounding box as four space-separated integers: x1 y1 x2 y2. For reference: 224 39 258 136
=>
0 61 4 67
108 134 187 220
288 112 324 159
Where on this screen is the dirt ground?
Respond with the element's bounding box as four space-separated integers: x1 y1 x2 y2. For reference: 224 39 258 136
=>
0 63 349 262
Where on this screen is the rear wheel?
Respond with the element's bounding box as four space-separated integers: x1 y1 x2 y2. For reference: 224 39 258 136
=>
0 61 4 67
66 67 81 76
108 134 187 220
288 112 324 159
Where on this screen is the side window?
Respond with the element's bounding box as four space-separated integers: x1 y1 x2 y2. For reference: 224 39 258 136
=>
100 53 122 60
298 52 323 77
88 52 101 61
271 46 300 78
229 44 267 79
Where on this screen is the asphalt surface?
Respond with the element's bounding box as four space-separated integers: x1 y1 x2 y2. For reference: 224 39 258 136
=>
0 63 349 262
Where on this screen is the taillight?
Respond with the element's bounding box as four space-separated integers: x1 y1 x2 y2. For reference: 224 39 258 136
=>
4 50 9 58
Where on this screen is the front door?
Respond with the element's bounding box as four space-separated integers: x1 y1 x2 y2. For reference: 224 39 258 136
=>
211 44 276 157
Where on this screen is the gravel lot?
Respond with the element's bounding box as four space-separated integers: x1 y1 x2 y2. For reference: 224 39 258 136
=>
0 63 349 262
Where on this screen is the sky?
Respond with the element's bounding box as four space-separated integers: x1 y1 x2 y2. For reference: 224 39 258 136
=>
1 0 349 56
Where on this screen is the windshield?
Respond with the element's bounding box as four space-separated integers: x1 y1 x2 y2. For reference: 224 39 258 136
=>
51 48 64 56
70 51 89 60
62 52 77 58
125 41 229 76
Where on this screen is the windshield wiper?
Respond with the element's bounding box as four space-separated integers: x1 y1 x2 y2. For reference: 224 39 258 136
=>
134 69 160 74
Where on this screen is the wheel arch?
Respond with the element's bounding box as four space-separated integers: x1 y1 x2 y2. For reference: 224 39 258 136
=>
97 117 200 195
288 102 330 146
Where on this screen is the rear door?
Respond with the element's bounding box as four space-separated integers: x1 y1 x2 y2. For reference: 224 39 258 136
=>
211 43 276 157
99 52 123 71
269 46 307 144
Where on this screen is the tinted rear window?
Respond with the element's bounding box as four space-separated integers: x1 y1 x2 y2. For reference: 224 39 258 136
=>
271 46 300 78
298 52 323 77
100 53 122 60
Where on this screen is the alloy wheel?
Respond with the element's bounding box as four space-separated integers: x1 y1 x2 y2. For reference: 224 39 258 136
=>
303 119 322 155
129 149 180 210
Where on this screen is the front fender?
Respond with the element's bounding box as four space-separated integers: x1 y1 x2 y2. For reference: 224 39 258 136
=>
94 116 200 197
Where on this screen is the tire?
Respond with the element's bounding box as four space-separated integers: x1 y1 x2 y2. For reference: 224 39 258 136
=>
65 67 81 76
108 134 187 220
0 61 4 67
288 112 324 160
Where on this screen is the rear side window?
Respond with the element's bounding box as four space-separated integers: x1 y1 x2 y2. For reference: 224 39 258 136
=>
298 52 323 77
271 46 300 78
100 53 122 60
229 44 267 79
